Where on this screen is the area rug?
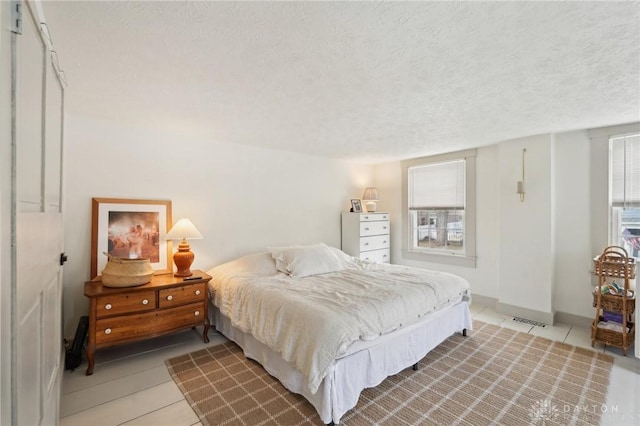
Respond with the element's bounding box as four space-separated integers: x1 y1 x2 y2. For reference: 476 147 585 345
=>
165 321 613 425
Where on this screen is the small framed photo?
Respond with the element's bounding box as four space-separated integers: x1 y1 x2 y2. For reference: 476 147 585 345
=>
91 198 173 278
350 199 362 213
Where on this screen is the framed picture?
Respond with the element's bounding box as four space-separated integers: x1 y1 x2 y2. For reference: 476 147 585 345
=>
91 198 172 278
350 199 362 213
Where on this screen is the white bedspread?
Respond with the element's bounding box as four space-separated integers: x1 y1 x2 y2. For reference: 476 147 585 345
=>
209 260 470 394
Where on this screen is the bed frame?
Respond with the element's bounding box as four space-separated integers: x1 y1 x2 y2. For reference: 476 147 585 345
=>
213 299 472 424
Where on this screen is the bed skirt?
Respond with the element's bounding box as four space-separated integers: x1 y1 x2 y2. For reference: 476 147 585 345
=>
213 300 472 424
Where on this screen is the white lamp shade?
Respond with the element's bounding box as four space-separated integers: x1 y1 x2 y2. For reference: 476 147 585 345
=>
362 187 379 201
165 218 203 240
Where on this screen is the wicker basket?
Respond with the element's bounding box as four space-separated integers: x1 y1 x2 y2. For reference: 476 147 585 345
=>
592 290 636 314
101 255 154 288
592 316 635 348
593 249 636 279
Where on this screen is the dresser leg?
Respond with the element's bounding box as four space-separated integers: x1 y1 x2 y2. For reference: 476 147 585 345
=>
86 299 96 375
85 348 95 375
203 320 210 343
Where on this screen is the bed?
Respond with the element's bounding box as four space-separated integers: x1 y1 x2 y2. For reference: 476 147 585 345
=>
207 243 472 424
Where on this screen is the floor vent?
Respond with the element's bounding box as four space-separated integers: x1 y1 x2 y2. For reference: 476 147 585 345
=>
512 317 547 328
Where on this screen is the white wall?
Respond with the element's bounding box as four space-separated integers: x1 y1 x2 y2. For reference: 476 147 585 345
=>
0 2 12 424
474 145 501 299
497 134 554 319
57 112 640 343
375 146 502 303
62 115 373 336
553 130 593 318
374 126 637 324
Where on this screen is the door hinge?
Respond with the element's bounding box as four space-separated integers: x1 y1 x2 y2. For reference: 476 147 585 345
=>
11 1 23 34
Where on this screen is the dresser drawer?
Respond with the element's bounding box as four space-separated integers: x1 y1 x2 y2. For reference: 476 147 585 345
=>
95 302 205 345
360 248 390 263
360 235 390 252
96 290 156 318
360 213 390 222
360 220 390 237
159 283 205 308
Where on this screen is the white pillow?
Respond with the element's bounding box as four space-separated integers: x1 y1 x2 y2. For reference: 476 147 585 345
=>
268 243 326 274
207 251 278 278
272 243 345 278
327 245 357 265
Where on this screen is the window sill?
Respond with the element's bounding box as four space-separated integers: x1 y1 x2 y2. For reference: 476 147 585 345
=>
402 249 477 268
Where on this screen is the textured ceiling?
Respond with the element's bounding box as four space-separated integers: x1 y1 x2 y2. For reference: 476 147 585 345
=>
43 1 640 163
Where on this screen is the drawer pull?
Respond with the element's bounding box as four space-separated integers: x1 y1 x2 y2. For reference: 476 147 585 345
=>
383 241 387 244
364 242 369 246
105 328 112 335
383 254 388 258
194 311 200 316
364 216 369 219
383 226 387 230
195 290 201 296
167 295 173 301
105 304 112 310
142 299 149 305
364 227 370 231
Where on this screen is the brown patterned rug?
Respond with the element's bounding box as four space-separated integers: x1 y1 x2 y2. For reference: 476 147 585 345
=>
166 321 613 425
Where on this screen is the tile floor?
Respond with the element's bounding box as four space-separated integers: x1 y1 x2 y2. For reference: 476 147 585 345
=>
60 304 640 425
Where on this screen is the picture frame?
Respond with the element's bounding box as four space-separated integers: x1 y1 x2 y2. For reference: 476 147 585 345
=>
350 199 363 213
91 198 172 279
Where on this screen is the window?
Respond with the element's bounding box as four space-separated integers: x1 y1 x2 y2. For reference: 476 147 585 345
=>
610 134 640 260
401 149 476 267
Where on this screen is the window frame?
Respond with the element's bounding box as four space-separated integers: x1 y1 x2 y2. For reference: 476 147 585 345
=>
401 148 477 267
608 133 640 261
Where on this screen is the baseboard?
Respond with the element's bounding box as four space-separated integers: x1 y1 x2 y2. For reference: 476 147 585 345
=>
554 311 592 329
470 294 497 309
495 301 555 325
469 294 593 328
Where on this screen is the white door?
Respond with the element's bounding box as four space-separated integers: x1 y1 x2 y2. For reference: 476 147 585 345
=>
11 1 66 424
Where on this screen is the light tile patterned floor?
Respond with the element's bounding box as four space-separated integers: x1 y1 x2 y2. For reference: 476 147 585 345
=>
61 304 639 425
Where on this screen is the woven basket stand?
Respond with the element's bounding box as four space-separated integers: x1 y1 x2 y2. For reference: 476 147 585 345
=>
591 246 636 355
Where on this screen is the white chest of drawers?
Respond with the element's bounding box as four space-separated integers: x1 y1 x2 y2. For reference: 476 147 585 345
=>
341 212 390 263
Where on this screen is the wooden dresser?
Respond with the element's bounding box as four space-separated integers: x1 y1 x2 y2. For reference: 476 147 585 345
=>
83 270 211 375
341 212 391 263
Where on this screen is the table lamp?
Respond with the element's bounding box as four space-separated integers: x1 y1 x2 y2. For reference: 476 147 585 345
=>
362 187 379 212
165 218 203 277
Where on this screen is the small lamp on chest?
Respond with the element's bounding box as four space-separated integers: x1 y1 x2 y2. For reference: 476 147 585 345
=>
165 218 203 277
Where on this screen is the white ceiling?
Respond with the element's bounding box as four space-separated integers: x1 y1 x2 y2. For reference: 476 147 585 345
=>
43 1 640 163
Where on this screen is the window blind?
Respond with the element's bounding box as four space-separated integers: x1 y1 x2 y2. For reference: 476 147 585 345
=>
408 159 465 210
611 134 640 208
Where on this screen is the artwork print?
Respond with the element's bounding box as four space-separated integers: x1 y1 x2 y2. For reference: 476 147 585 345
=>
107 211 160 262
91 198 172 278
